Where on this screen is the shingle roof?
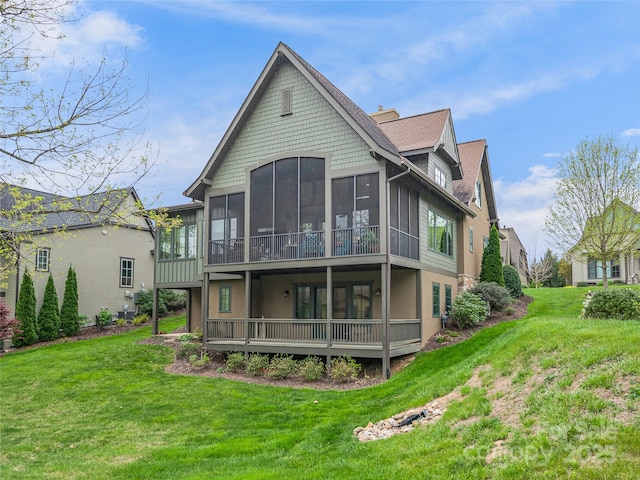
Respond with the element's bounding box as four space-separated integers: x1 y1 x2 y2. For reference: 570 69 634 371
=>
376 109 450 153
454 139 486 204
282 43 400 159
0 184 148 233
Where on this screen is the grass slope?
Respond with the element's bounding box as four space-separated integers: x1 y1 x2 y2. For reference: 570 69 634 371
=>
1 288 639 479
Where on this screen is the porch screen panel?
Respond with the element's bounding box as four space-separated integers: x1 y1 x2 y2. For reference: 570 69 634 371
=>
274 158 298 235
355 173 379 228
332 177 354 229
250 163 273 236
300 157 325 232
296 286 312 319
210 196 226 249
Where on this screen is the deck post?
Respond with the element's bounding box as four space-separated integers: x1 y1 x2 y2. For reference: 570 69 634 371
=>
245 270 251 347
382 263 390 378
202 272 209 342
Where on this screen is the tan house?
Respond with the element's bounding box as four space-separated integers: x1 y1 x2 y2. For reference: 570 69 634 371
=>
153 43 500 376
1 185 155 323
500 227 530 285
453 139 500 290
570 200 640 285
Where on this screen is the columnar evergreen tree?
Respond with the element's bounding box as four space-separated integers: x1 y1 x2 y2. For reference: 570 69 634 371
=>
60 266 80 336
13 270 38 347
480 225 505 286
503 264 524 297
37 275 60 342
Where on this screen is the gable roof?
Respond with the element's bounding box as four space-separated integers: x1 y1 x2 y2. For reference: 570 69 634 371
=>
185 42 402 201
0 184 153 234
500 227 528 270
376 109 463 180
454 139 499 224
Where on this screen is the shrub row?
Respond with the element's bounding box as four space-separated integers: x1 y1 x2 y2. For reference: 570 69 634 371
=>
224 353 361 382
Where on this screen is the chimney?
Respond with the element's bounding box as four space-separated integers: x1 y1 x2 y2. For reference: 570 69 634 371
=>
369 105 400 123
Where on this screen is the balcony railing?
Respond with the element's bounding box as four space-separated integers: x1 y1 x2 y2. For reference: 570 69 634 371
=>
207 226 385 265
204 317 421 351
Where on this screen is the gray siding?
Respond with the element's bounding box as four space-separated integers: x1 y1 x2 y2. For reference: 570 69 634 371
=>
420 194 458 273
211 61 376 191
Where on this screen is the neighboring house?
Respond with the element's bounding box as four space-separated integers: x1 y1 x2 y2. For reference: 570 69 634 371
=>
570 200 640 285
499 227 530 285
153 43 499 376
453 139 500 290
0 184 155 322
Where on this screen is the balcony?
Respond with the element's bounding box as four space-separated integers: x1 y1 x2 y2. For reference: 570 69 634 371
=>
208 226 381 265
204 316 421 358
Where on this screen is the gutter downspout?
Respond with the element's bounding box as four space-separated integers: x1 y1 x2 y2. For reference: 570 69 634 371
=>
384 161 411 378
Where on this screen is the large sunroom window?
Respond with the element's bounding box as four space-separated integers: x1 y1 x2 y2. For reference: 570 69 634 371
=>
249 157 325 260
332 173 379 255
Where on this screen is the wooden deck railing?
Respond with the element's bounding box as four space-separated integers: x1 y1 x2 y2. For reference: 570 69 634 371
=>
204 317 421 353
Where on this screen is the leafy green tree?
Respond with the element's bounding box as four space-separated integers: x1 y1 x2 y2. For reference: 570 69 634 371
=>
37 275 60 342
480 225 504 286
13 270 38 347
545 135 640 288
60 266 80 336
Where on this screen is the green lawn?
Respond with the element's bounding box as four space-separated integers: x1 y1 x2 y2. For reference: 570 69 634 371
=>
1 287 639 479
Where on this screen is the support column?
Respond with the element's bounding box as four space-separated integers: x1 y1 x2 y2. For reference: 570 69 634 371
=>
152 287 159 335
245 271 251 348
382 263 390 379
202 273 210 342
326 266 333 369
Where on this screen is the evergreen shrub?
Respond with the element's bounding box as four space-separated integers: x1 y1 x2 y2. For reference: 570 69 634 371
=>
471 282 512 312
582 289 640 320
451 292 489 329
38 275 60 342
14 271 38 347
503 265 524 298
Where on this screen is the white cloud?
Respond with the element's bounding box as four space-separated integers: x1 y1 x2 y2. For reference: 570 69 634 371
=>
494 165 558 256
31 6 144 69
542 153 563 158
622 128 640 137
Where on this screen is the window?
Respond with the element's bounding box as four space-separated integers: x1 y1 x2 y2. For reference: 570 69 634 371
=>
219 286 231 312
474 180 482 208
36 248 50 272
295 283 371 320
427 209 453 257
432 283 440 316
445 285 452 313
120 258 134 288
588 259 620 279
159 223 197 260
469 227 474 253
434 167 447 188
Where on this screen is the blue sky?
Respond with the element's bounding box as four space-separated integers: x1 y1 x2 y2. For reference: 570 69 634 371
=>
40 1 640 255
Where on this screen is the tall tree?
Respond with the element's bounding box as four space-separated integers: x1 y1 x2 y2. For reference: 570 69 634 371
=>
13 270 38 347
60 265 79 337
544 135 640 288
37 274 60 342
0 0 167 285
480 225 505 286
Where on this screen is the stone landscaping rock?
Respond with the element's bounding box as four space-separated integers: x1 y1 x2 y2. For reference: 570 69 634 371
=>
353 400 446 442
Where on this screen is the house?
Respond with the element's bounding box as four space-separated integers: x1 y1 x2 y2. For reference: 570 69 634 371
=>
0 184 155 322
453 139 500 290
569 200 640 285
153 43 499 376
499 227 530 285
